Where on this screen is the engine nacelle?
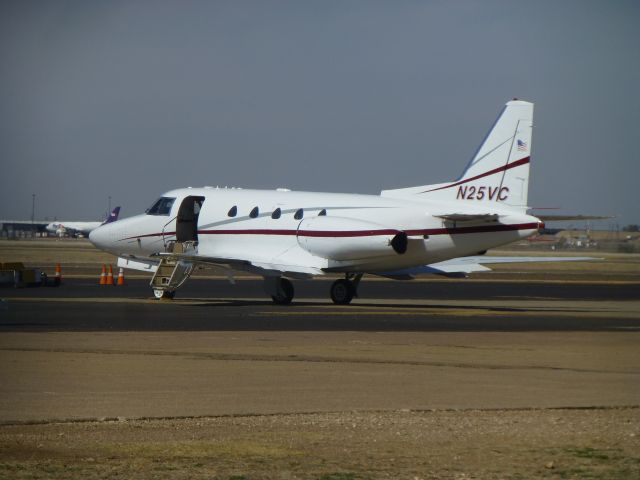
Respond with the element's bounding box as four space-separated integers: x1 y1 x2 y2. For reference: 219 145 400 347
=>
296 216 407 261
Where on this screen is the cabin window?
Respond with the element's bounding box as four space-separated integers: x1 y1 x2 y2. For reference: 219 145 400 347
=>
271 208 281 219
294 208 304 220
227 206 237 217
250 206 259 218
318 209 327 216
145 197 176 216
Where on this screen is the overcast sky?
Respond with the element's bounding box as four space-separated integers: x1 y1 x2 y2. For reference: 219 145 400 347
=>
1 1 638 226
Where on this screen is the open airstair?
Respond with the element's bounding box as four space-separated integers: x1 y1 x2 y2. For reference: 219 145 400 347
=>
150 241 196 299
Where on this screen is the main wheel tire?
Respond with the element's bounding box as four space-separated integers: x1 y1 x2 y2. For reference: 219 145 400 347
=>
271 278 294 305
330 279 355 305
153 289 175 300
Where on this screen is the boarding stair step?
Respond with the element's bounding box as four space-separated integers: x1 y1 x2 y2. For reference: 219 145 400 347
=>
150 250 195 291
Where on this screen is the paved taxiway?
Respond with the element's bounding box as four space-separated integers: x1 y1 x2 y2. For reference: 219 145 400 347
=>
0 278 639 423
2 277 639 331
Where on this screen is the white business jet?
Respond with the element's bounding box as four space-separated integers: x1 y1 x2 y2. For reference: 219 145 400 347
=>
89 100 588 303
47 206 121 237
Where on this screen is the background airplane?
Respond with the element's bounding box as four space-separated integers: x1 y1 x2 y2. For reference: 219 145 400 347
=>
89 100 595 303
46 206 121 237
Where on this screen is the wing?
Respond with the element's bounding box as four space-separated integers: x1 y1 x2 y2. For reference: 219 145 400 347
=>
153 252 323 278
375 255 601 279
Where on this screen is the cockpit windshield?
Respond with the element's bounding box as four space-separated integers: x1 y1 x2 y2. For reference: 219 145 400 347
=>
146 197 176 216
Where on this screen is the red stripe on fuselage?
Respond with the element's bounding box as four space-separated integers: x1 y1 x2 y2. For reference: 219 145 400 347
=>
201 228 401 237
198 222 539 237
119 231 175 241
120 222 539 242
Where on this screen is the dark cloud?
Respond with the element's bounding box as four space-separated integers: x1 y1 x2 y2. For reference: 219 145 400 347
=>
1 0 638 225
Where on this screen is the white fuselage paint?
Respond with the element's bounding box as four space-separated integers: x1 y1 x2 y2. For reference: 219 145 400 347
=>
89 187 541 274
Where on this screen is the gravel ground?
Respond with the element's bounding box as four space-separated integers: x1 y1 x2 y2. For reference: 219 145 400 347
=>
1 408 638 479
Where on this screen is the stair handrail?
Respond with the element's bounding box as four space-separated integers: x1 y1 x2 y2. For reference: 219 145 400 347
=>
162 215 178 251
169 261 196 290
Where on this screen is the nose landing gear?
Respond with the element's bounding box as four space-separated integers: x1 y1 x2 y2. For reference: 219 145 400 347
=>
153 288 175 300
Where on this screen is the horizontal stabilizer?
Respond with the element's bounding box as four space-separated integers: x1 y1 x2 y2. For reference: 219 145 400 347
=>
535 214 614 221
435 213 499 223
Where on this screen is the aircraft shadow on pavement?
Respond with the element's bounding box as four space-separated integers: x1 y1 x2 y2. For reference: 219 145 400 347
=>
180 298 587 315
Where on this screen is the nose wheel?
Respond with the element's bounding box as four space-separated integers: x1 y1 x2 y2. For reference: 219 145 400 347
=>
153 289 175 300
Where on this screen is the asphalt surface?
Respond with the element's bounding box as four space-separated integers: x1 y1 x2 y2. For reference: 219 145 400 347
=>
1 277 639 422
1 277 639 332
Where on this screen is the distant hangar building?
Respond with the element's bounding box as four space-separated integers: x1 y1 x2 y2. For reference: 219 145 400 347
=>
0 220 49 238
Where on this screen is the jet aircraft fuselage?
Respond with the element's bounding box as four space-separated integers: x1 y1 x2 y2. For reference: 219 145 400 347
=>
91 188 540 274
90 100 554 304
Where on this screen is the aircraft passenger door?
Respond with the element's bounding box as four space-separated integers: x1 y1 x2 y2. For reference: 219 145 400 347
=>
176 196 205 244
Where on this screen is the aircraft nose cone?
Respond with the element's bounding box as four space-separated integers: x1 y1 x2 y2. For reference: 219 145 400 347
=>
89 225 107 249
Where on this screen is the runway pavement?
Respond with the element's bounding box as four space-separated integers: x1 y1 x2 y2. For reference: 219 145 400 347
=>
1 277 639 332
0 277 639 423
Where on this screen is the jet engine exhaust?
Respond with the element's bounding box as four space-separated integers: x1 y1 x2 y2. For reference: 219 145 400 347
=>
390 232 408 254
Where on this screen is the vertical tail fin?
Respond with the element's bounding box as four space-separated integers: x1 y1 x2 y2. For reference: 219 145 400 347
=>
456 99 533 210
102 206 121 225
381 99 534 212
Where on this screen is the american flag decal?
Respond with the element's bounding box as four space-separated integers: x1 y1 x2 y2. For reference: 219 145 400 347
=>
517 139 527 151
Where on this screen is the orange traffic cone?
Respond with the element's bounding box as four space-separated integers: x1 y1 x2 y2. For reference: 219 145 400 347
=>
54 264 62 285
99 265 107 285
116 267 125 286
106 265 114 286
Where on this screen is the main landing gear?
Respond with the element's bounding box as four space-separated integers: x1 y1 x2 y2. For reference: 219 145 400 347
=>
265 274 363 305
272 278 294 305
330 273 362 305
265 277 295 305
